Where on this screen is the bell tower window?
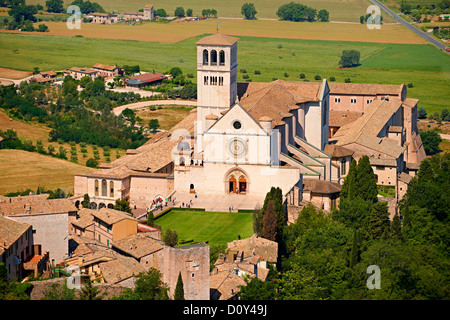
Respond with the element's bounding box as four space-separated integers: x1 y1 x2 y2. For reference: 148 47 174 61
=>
203 49 209 65
219 50 225 66
210 50 217 65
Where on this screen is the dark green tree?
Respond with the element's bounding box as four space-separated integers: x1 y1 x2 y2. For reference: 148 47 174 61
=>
45 0 63 13
340 158 357 199
132 268 169 300
174 6 185 17
390 213 402 241
148 119 160 132
419 130 442 155
113 199 132 213
355 155 378 203
77 278 104 300
262 200 277 241
317 9 329 22
82 193 90 208
174 272 185 300
368 202 390 240
339 49 360 68
241 3 257 19
163 229 178 247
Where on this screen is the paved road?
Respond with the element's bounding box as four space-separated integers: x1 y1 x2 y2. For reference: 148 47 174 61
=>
369 0 448 52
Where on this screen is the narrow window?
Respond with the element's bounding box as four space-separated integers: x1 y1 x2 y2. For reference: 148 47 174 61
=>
219 50 225 65
211 50 217 65
203 49 209 65
101 179 107 197
110 181 114 197
95 180 99 196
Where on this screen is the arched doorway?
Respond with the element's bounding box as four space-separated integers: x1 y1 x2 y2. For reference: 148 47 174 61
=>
225 168 249 194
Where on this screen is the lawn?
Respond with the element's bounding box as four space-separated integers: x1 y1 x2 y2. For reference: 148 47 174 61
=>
0 149 94 195
155 209 254 246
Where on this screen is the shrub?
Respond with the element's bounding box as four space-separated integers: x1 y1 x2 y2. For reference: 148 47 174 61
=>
299 73 306 79
86 158 98 168
284 72 289 77
254 70 261 75
278 44 283 49
329 76 336 81
242 74 250 79
314 74 321 80
345 77 351 83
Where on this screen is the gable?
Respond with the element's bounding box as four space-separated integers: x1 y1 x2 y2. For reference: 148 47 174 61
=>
205 102 264 135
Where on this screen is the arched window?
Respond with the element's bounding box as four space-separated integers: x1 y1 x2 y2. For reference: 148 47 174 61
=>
219 50 225 65
95 180 99 196
190 183 194 190
210 50 217 65
180 157 185 166
203 49 209 65
101 179 107 197
110 181 114 197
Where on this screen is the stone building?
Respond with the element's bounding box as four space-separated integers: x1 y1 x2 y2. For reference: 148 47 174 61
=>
0 195 77 264
73 33 425 216
111 233 210 300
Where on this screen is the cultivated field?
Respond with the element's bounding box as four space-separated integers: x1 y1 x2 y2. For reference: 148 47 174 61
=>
0 18 424 44
0 149 93 194
134 105 195 130
0 110 127 168
1 31 448 113
27 0 394 22
155 209 253 246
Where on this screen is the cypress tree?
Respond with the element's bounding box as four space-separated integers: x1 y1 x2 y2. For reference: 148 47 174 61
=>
355 155 378 203
262 200 277 241
417 158 435 184
349 230 360 268
174 272 185 300
82 194 90 208
340 158 357 200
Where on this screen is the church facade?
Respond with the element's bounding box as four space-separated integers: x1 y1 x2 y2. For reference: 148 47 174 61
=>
73 33 424 216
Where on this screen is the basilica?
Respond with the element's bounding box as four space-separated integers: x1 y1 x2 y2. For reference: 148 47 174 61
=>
73 34 425 219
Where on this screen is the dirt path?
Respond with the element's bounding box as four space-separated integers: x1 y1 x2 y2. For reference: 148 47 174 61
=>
113 99 197 116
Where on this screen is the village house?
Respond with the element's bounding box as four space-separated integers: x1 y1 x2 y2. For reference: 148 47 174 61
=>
0 194 78 264
90 12 120 24
92 63 123 79
64 67 98 80
30 70 58 84
210 234 278 300
111 233 210 299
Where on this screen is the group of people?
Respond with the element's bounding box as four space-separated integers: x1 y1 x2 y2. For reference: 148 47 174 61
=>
181 199 193 208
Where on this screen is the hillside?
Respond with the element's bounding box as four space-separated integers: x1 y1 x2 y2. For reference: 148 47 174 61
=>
0 149 93 194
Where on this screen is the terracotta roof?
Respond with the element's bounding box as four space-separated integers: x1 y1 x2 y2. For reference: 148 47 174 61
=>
69 67 98 74
210 269 247 300
0 194 49 204
238 80 323 128
40 71 57 77
93 63 117 71
398 172 413 184
370 158 397 167
226 234 278 263
71 208 95 229
0 198 77 216
90 208 136 225
196 34 239 46
330 98 406 158
402 98 419 108
329 83 404 96
0 216 31 249
303 179 341 194
329 111 361 128
323 144 354 158
111 233 165 259
126 72 165 85
144 4 154 8
99 254 147 284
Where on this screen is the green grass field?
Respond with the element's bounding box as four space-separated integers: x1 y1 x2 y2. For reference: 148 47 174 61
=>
155 209 253 246
1 32 448 113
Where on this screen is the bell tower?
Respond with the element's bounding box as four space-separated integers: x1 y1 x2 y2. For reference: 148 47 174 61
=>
196 33 238 134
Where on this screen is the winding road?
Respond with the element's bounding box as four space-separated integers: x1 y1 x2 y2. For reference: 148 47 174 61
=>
369 0 448 52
